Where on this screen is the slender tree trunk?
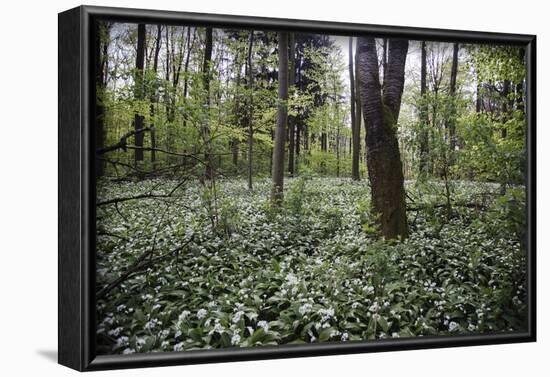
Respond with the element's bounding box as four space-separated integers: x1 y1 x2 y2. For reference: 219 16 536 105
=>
349 37 360 180
357 37 409 239
134 23 146 165
516 47 525 114
149 25 162 167
95 22 108 177
295 56 302 168
202 28 214 179
355 39 363 166
232 52 243 167
247 31 254 190
182 27 194 129
501 79 511 138
476 81 482 113
288 33 296 176
336 111 341 178
418 41 429 176
271 32 289 206
448 43 459 154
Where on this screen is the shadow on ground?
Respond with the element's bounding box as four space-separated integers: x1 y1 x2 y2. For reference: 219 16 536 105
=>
36 349 57 363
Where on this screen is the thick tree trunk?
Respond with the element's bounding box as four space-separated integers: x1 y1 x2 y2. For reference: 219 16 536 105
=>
288 33 296 176
271 32 289 206
418 41 429 176
134 23 146 165
357 37 409 239
349 37 360 181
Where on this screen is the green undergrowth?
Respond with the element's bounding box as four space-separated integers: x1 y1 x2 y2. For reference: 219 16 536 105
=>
96 177 527 354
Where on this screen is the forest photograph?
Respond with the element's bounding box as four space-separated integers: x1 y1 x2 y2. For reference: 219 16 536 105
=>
93 21 528 355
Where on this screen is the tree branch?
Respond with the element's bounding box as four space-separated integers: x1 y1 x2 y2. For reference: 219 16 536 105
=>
96 235 195 300
96 127 153 155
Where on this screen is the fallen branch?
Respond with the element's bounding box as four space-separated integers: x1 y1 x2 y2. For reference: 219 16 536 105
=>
96 176 192 207
96 235 195 300
407 202 488 212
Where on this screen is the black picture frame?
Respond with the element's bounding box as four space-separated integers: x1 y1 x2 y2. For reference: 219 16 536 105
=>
58 5 537 372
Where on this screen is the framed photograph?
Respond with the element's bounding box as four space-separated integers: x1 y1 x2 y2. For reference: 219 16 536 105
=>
58 5 536 371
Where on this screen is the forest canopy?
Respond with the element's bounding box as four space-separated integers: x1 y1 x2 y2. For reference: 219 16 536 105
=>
94 22 528 354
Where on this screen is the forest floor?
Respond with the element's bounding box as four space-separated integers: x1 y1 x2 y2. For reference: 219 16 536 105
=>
96 177 527 354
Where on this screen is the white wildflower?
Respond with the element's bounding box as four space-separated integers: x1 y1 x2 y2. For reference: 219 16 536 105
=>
231 334 241 346
299 303 313 316
108 327 123 337
116 336 129 347
257 320 269 332
232 311 244 324
317 307 335 322
286 274 299 285
197 309 208 319
448 321 459 332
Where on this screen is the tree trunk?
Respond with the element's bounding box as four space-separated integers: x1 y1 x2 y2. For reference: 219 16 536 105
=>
271 32 289 206
95 22 108 177
476 81 482 113
336 113 341 177
501 79 510 138
287 33 296 176
516 47 525 114
382 38 388 88
448 43 459 153
357 37 409 240
355 39 363 166
247 31 254 190
349 37 360 180
182 27 195 129
149 25 162 167
418 41 429 176
232 52 243 168
134 23 146 165
202 28 214 179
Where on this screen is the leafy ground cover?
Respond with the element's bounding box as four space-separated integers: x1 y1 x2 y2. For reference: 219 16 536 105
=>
96 177 527 354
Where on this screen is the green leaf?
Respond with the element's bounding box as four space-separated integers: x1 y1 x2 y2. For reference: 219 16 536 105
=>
377 316 389 332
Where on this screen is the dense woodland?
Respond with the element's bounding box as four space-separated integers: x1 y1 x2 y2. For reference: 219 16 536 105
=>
94 22 528 354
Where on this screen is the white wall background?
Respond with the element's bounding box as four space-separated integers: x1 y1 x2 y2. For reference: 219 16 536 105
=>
0 0 546 375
